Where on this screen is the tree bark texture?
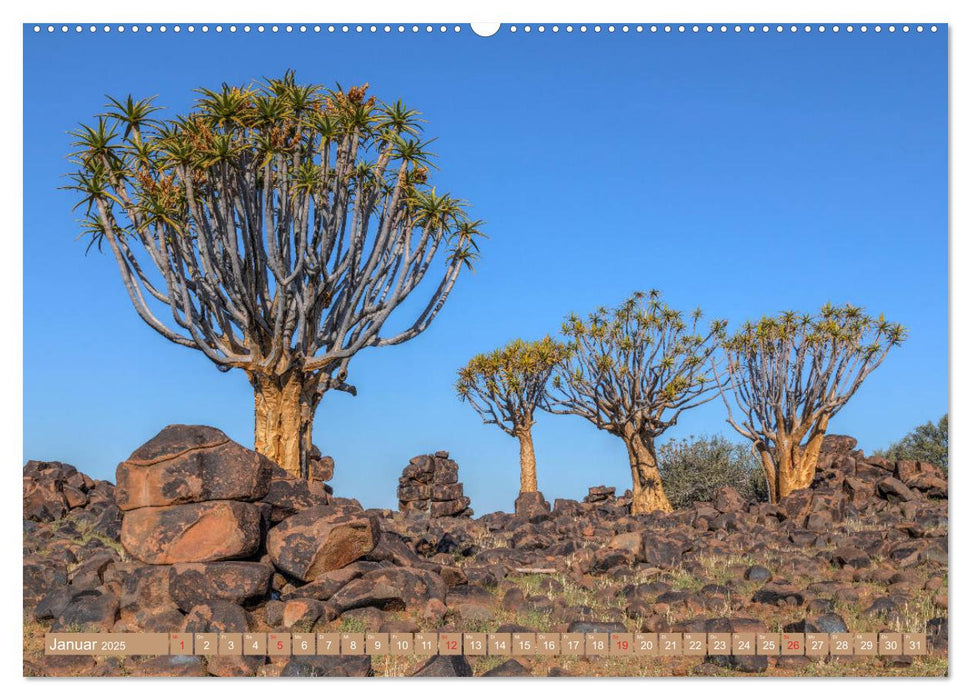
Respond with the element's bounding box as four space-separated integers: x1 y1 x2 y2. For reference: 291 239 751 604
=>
251 371 319 479
516 426 538 494
624 432 673 515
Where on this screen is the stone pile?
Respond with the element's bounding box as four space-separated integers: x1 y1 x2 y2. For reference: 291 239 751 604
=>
583 485 616 504
23 428 948 678
397 451 472 518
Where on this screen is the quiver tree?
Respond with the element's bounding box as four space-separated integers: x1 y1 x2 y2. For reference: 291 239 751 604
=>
546 291 726 515
718 304 906 503
456 337 567 494
66 73 484 478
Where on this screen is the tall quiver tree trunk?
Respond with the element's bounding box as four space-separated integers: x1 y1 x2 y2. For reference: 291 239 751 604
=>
515 425 538 493
250 370 321 479
623 427 673 515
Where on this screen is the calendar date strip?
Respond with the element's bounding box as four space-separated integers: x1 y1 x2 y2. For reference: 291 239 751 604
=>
45 631 928 657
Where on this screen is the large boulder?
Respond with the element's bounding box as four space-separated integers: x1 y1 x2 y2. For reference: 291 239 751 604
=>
169 562 274 610
115 425 273 511
120 501 263 564
267 506 379 582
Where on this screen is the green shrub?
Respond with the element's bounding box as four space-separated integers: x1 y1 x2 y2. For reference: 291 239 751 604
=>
876 414 948 474
657 434 768 509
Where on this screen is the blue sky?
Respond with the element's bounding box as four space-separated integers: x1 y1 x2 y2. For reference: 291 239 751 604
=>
23 25 947 514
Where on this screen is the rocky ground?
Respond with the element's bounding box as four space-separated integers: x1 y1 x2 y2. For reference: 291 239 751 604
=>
23 427 948 677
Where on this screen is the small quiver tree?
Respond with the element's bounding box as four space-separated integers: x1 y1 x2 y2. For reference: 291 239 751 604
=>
546 291 726 515
66 74 484 478
718 304 906 503
456 337 567 495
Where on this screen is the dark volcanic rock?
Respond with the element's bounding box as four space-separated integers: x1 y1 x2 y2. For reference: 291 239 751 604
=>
169 562 274 610
281 655 372 677
411 654 474 677
398 454 473 517
267 505 380 582
514 491 551 518
328 566 445 613
482 659 531 676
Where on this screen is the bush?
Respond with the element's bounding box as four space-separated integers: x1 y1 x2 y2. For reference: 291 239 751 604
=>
876 415 948 474
657 434 768 509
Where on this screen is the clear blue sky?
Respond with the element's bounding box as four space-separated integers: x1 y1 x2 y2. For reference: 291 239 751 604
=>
23 25 947 514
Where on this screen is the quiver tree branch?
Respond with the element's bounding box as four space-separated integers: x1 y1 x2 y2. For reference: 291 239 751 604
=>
544 290 727 515
716 303 906 502
456 337 568 495
66 74 485 478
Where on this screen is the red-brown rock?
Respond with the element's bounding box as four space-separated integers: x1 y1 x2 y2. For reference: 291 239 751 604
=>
120 501 263 564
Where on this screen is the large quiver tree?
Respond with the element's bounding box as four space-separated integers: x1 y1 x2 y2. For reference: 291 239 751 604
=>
718 304 905 502
67 73 484 478
456 337 567 495
546 291 726 515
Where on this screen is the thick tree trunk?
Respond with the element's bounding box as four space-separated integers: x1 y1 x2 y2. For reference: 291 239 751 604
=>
250 370 320 479
516 426 538 493
766 415 830 502
624 432 672 515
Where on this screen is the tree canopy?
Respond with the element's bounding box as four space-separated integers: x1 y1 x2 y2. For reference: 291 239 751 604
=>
719 303 906 500
456 336 567 436
546 290 726 438
67 72 484 388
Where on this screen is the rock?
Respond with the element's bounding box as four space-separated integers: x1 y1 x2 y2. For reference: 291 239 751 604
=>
482 659 531 676
23 478 68 522
262 477 330 523
927 617 947 653
398 454 472 517
784 613 848 634
832 546 871 569
329 566 445 613
50 588 119 632
752 584 805 607
169 562 273 610
863 597 902 622
877 477 919 503
514 491 551 518
282 598 329 629
207 655 264 677
310 454 335 482
744 565 772 583
567 621 627 633
38 655 97 676
712 486 746 514
120 500 263 564
584 486 615 503
267 505 379 581
281 655 372 677
182 600 249 633
608 531 644 560
115 425 272 510
641 535 685 568
118 565 177 618
411 655 473 677
819 435 858 456
128 655 208 677
285 562 377 601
